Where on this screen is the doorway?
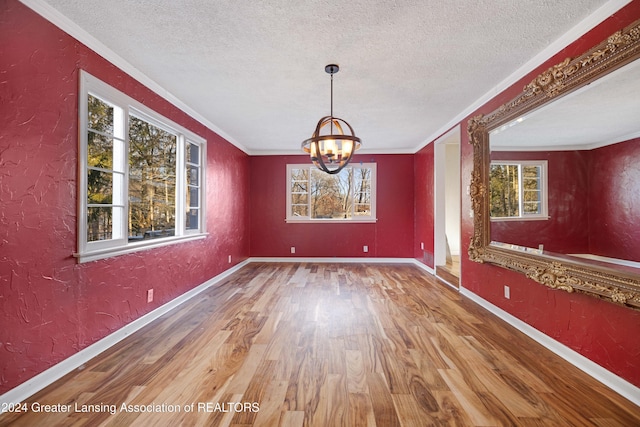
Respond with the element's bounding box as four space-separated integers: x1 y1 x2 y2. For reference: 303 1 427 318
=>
434 126 461 288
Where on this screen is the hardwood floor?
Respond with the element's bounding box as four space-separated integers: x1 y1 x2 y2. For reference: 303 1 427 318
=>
1 263 638 426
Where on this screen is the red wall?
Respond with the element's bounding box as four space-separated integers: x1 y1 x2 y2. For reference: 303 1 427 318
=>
490 150 590 253
250 154 414 258
588 138 640 262
0 1 250 394
457 2 640 387
414 143 435 267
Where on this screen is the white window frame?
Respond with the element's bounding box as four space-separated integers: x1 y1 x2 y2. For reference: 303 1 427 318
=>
490 160 549 221
285 163 377 223
77 71 207 262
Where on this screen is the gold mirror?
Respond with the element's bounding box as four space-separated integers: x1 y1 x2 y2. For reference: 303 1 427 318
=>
468 19 640 310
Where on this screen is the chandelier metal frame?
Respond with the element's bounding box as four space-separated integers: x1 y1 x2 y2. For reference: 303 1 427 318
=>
301 64 361 174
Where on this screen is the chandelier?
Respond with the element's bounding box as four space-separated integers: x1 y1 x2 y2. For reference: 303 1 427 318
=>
301 64 361 174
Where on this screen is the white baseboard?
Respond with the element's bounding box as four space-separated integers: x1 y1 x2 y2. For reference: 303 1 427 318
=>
250 256 437 277
250 256 424 265
459 286 640 407
0 259 250 408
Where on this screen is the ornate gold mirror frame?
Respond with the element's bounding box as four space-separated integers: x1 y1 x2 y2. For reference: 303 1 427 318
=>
468 19 640 310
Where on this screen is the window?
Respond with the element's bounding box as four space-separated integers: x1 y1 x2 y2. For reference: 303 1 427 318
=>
78 71 206 262
489 160 548 220
286 163 376 222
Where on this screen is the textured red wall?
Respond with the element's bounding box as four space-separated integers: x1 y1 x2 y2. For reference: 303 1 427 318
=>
459 2 640 387
588 138 640 262
250 154 414 258
0 1 250 394
414 143 435 267
490 150 590 253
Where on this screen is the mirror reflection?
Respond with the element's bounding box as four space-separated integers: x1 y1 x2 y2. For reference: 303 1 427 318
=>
489 58 640 269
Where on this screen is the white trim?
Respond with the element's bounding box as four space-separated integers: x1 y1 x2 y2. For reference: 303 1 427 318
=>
0 259 250 409
284 219 378 224
490 216 550 222
433 126 461 268
74 233 208 263
411 259 436 276
433 272 459 291
250 147 418 156
459 286 640 407
569 254 640 270
492 128 640 153
249 257 422 265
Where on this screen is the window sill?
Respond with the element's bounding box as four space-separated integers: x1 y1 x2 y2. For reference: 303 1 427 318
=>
75 233 208 263
490 216 550 222
285 218 378 224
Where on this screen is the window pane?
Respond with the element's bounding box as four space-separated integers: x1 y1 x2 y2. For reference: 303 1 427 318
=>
291 180 308 194
185 141 201 230
310 168 352 219
88 95 114 135
186 142 200 165
188 186 199 208
186 208 199 230
490 164 520 217
292 193 308 205
292 204 308 217
87 206 113 241
129 201 175 239
291 168 309 182
353 168 371 216
523 165 542 214
87 170 113 204
290 168 309 217
128 115 177 238
87 132 114 169
187 165 199 186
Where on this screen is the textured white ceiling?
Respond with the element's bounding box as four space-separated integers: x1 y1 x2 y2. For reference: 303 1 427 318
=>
28 0 624 154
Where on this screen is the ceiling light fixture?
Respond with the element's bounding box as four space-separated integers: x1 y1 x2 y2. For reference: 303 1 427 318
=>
301 64 361 174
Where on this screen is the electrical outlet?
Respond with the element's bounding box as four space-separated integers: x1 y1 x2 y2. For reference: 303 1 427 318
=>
504 285 510 300
420 242 424 250
147 289 154 303
228 255 232 263
363 245 368 253
291 246 296 254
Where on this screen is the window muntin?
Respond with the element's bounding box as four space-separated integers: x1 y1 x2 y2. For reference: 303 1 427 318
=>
86 95 126 242
185 141 201 230
78 72 206 262
286 164 376 222
490 160 548 220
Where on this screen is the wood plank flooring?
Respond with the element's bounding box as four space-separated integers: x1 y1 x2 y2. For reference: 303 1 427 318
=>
1 263 638 426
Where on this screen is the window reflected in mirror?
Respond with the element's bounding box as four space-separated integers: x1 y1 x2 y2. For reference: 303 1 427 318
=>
490 161 547 219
